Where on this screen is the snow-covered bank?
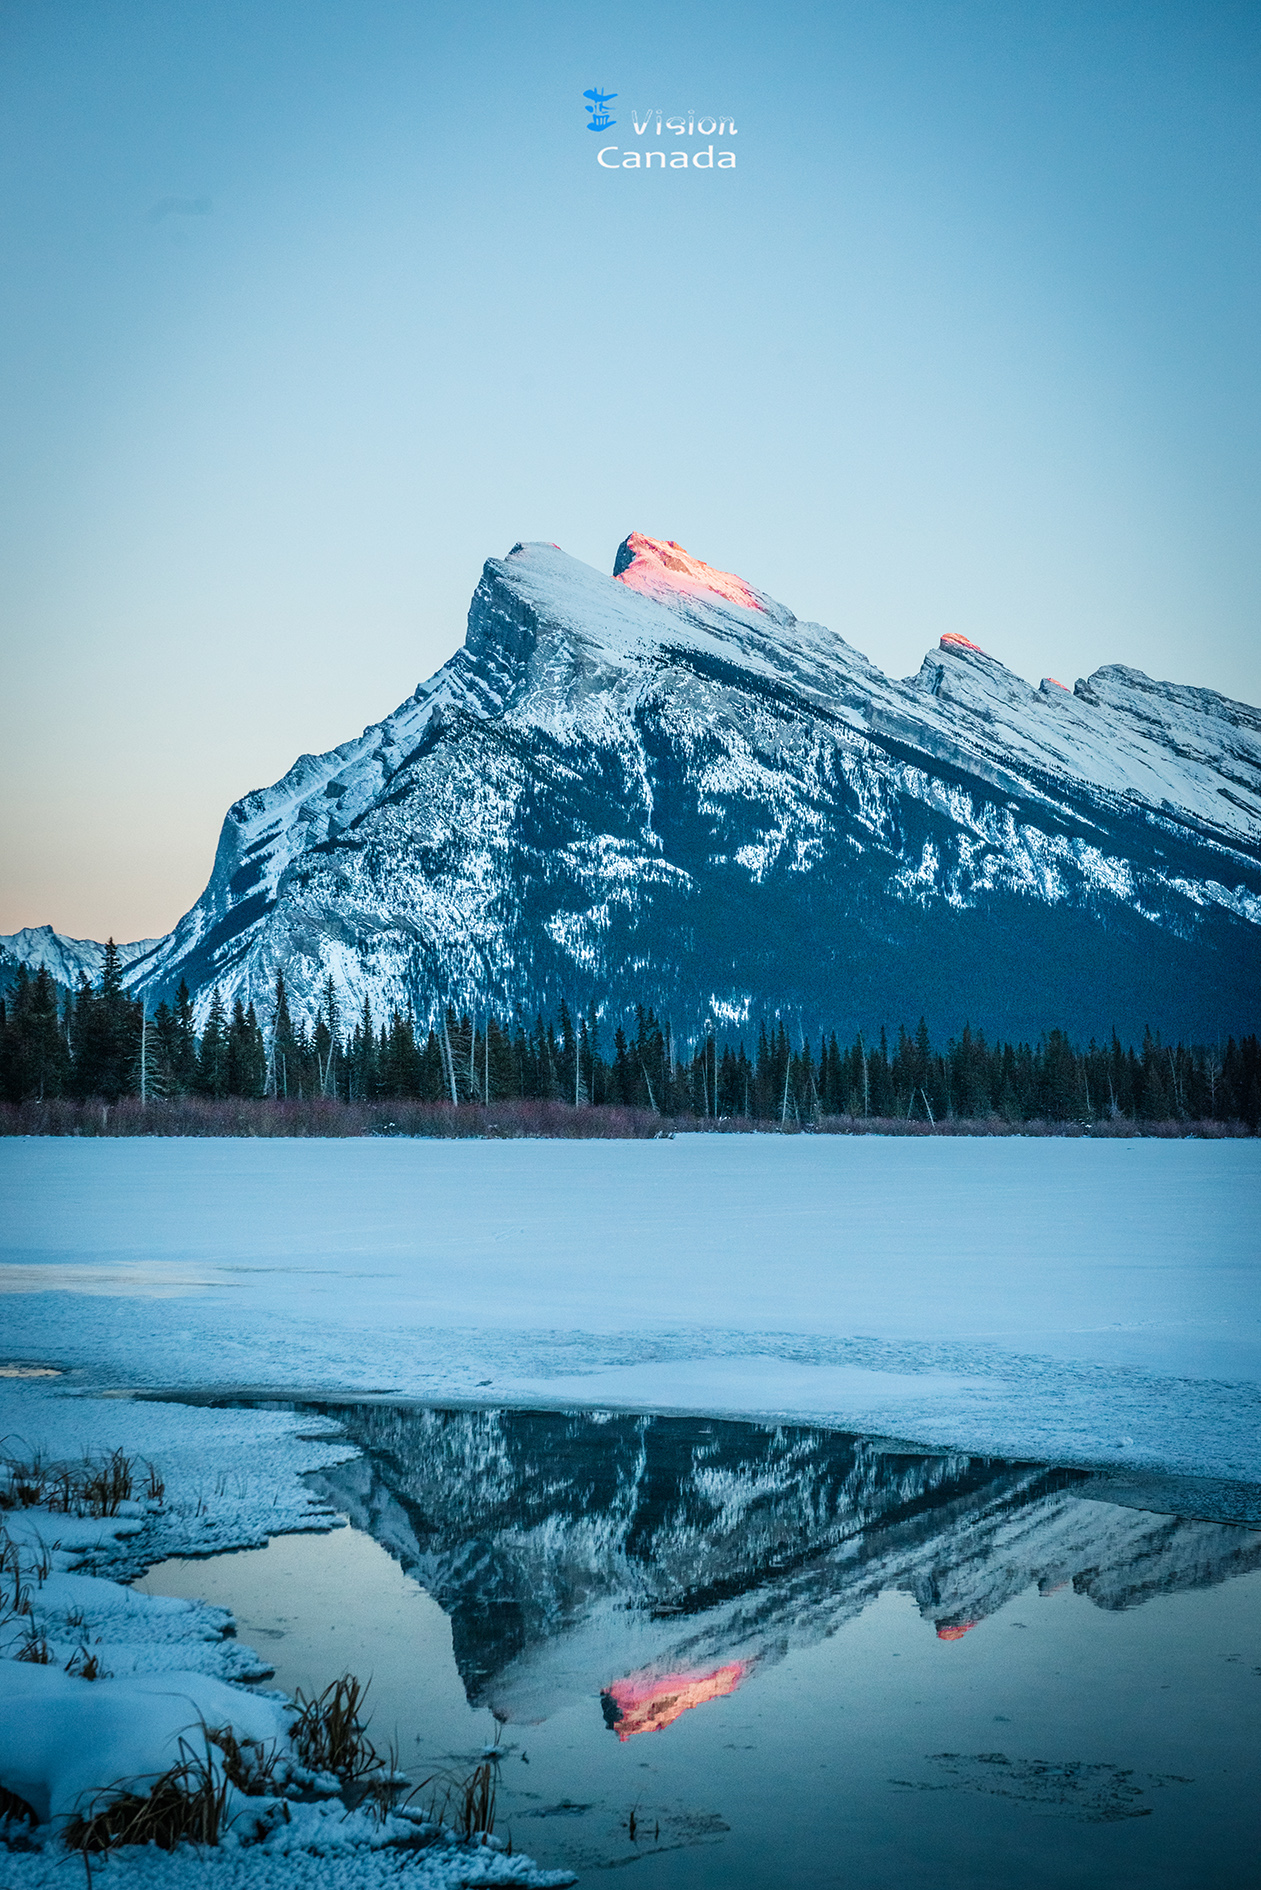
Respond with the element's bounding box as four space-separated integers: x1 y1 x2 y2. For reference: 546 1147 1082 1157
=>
2 1136 1258 1489
2 1842 576 1890
2 1854 570 1890
0 1390 574 1886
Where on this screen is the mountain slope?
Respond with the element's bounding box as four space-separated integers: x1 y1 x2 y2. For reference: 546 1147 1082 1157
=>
9 534 1261 1041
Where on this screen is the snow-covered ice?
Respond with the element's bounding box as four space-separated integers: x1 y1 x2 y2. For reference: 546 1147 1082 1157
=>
2 1134 1258 1485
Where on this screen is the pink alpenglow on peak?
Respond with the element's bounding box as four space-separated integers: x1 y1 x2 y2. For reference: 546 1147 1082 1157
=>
940 632 986 654
613 532 768 613
1043 677 1070 691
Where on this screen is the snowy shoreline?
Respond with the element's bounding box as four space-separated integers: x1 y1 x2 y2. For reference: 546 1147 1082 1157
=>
0 1379 576 1886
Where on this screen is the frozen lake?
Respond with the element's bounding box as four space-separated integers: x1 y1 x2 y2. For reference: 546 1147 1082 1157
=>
2 1135 1259 1489
1 1136 1258 1887
134 1403 1261 1890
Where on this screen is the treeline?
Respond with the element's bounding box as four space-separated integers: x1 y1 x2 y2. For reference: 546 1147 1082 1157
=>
1 942 1258 1128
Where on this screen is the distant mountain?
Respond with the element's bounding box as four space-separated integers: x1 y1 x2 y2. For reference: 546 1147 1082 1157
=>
6 533 1260 1041
0 925 161 993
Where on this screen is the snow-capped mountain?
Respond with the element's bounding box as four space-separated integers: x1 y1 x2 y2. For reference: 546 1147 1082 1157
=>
311 1405 1261 1725
0 926 161 992
8 532 1261 1040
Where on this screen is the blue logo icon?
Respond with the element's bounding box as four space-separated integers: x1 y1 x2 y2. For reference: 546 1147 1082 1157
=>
583 87 616 131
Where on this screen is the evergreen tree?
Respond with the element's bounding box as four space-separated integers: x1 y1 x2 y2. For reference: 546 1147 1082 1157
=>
196 988 230 1098
163 981 198 1091
270 969 299 1098
350 994 376 1101
313 977 341 1097
611 1026 632 1105
0 965 70 1101
225 999 266 1097
70 942 138 1100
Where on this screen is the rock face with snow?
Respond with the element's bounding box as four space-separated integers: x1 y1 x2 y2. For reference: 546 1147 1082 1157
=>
8 534 1261 1039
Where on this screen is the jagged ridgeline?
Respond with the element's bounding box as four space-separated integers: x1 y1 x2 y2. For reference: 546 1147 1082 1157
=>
3 533 1260 1051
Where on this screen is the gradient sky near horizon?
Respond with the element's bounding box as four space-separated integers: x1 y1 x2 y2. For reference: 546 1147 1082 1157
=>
2 0 1259 941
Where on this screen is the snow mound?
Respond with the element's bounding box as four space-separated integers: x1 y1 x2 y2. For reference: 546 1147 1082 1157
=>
0 1661 287 1827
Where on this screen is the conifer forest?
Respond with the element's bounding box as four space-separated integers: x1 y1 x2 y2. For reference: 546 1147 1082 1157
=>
2 941 1257 1132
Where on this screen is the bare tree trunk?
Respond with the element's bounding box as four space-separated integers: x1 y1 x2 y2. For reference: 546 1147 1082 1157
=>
441 1013 459 1105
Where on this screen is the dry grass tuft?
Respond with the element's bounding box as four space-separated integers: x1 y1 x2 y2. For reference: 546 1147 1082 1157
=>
58 1723 292 1859
205 1725 284 1796
409 1758 498 1842
63 1646 109 1681
0 1532 31 1617
14 1626 52 1664
0 1443 143 1518
0 1784 38 1827
289 1674 381 1782
78 1448 134 1516
63 1740 230 1855
452 1761 497 1841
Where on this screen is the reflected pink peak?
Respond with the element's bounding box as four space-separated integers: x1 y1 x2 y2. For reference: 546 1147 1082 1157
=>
940 632 985 654
601 1661 750 1739
613 532 768 614
935 1620 978 1641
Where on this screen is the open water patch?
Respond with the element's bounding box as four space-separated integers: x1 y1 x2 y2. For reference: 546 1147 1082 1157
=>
134 1404 1261 1888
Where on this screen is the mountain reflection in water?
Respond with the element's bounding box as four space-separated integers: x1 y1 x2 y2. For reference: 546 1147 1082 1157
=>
305 1406 1261 1730
601 1661 750 1739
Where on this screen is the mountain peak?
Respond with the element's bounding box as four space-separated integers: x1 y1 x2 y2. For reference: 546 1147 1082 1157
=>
612 532 768 615
8 530 1257 1042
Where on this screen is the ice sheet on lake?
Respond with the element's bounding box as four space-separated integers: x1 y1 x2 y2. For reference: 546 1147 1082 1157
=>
1 1136 1258 1486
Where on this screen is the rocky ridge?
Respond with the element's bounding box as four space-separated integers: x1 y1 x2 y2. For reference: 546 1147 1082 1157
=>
5 533 1259 1042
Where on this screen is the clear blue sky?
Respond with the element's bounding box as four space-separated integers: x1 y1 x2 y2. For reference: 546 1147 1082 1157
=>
2 0 1258 939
